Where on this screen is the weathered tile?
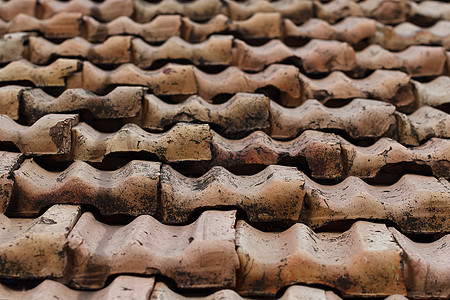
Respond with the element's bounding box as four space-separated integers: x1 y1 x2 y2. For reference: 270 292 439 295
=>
0 205 81 278
408 0 450 23
0 86 28 120
360 0 407 24
0 151 23 213
10 159 160 217
66 210 238 289
71 122 212 162
0 0 36 21
0 114 78 155
316 0 362 23
227 12 282 39
236 221 406 297
0 32 29 63
412 76 450 108
181 14 229 42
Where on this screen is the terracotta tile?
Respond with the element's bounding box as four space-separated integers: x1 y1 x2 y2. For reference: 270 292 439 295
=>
299 70 414 109
82 15 182 43
181 14 229 42
356 45 447 76
133 0 223 23
10 159 160 217
71 122 212 162
0 86 27 120
0 114 78 155
412 76 450 108
316 0 363 23
66 210 238 289
408 1 450 23
37 0 134 22
396 106 450 146
0 275 154 299
0 32 29 63
0 0 36 21
342 137 450 179
194 64 300 101
360 0 407 24
0 205 81 278
225 0 314 24
130 93 269 135
0 58 80 87
160 164 305 224
132 35 233 68
28 36 132 65
284 17 377 45
227 12 282 39
269 98 396 140
74 62 196 94
373 21 450 51
301 174 450 234
385 295 409 300
390 228 450 298
210 130 344 180
151 281 342 300
236 220 406 297
232 39 356 73
21 86 144 124
0 151 23 213
5 12 82 38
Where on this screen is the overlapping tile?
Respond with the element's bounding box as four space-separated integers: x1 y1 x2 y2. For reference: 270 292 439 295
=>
359 0 407 24
269 98 396 140
412 76 450 108
408 0 450 23
0 0 36 21
390 228 450 299
316 0 362 23
0 114 78 155
66 210 238 289
9 159 160 217
0 205 81 278
130 93 269 135
0 32 29 63
0 59 80 87
21 86 144 124
0 85 26 120
0 276 155 300
71 122 212 162
232 39 356 73
0 151 23 213
160 164 305 224
236 220 406 297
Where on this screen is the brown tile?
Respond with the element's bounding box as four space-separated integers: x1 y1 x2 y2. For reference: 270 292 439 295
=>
66 210 238 289
181 14 229 43
0 32 29 63
343 137 449 179
21 86 144 124
37 0 134 22
9 159 160 217
232 39 356 73
210 130 344 180
316 0 363 23
408 1 450 24
227 12 282 39
0 205 81 278
160 164 305 224
73 62 196 94
0 151 23 213
5 12 82 38
284 17 377 45
356 45 447 76
396 106 450 146
0 58 80 87
71 122 212 162
0 0 36 21
390 228 450 298
412 76 450 108
130 93 269 135
134 0 222 23
236 220 406 297
269 98 396 140
299 70 414 109
82 15 182 43
28 36 132 65
373 21 450 51
0 275 154 299
0 86 28 120
194 64 300 102
360 0 407 24
132 35 233 68
301 174 450 234
0 114 78 155
225 0 314 24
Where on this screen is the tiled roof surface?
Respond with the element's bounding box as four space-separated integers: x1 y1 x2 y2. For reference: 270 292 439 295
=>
0 0 449 299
